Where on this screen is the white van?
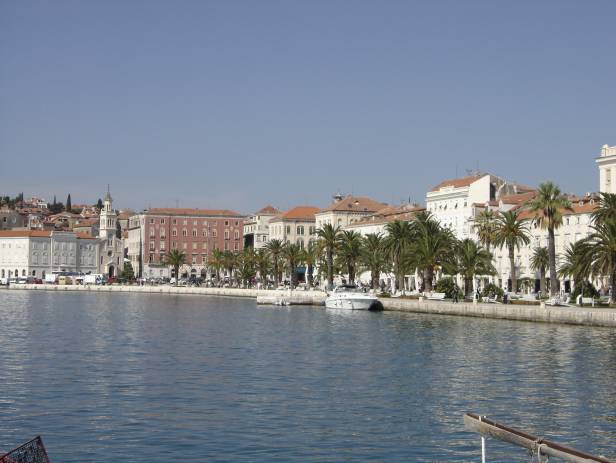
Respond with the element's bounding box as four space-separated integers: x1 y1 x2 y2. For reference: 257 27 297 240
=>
84 274 104 285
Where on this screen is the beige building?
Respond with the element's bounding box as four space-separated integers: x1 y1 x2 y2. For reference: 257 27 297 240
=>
243 205 280 249
597 144 616 194
269 206 320 249
315 194 387 230
0 207 26 230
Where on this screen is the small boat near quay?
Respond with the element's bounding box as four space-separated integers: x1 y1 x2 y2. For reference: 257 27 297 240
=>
325 285 382 310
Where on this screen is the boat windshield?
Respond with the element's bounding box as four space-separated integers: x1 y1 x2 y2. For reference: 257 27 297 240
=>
335 285 360 293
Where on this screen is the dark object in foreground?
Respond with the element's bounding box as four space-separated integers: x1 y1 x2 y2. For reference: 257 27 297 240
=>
369 300 384 311
464 412 614 463
0 437 51 463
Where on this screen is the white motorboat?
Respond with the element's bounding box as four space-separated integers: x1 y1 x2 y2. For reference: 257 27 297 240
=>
325 285 380 310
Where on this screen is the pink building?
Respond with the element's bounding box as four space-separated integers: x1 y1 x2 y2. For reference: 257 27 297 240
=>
128 208 245 279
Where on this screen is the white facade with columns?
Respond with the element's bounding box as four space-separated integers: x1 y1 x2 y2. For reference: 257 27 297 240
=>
596 144 616 194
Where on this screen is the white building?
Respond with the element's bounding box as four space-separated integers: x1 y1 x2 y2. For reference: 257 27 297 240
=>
268 206 319 249
243 205 280 249
597 144 616 194
426 173 533 239
315 194 387 230
0 230 100 280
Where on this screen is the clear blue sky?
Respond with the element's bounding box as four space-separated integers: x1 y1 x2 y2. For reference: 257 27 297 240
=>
1 0 615 213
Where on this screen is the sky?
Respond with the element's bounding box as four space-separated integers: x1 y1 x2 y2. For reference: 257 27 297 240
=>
1 0 615 214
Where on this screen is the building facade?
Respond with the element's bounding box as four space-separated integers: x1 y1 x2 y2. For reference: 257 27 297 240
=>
0 230 100 280
127 208 245 279
315 194 387 230
268 206 319 249
243 205 280 249
98 190 124 278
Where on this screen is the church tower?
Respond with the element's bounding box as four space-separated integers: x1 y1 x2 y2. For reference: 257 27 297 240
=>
99 186 117 240
596 144 616 194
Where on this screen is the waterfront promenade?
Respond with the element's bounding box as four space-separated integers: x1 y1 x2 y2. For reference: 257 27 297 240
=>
5 284 616 328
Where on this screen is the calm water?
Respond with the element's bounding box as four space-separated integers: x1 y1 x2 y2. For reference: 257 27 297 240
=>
0 291 615 462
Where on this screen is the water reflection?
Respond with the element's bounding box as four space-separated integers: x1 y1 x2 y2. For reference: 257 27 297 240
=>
0 291 614 462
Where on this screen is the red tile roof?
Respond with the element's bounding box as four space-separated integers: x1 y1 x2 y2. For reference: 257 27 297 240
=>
256 205 280 215
0 230 51 237
430 174 485 192
346 204 426 228
271 206 320 222
147 208 243 217
319 195 387 213
499 191 537 205
517 201 597 220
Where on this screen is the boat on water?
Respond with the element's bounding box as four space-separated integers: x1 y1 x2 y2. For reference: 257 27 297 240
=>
325 285 381 310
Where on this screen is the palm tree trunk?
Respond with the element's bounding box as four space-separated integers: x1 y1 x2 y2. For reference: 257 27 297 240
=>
371 269 379 289
548 227 558 297
307 265 314 288
327 249 333 289
508 245 516 293
426 267 434 292
540 267 546 294
175 265 179 286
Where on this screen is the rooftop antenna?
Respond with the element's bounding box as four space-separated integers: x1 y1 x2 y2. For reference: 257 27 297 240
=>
174 198 179 208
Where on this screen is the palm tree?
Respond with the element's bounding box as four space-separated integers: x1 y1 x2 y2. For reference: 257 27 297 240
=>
592 192 616 225
221 250 238 285
558 241 591 291
317 224 341 289
383 220 414 291
474 209 498 254
236 248 256 287
451 238 495 297
361 233 388 289
530 246 549 295
166 249 186 285
210 249 224 283
410 212 455 292
282 243 303 288
255 248 271 286
577 219 616 302
337 230 363 284
494 210 530 293
301 240 321 288
527 182 572 296
264 239 285 285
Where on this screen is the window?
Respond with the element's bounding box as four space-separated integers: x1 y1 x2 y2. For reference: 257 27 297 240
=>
202 242 207 249
234 242 239 250
160 218 165 224
212 230 217 237
172 229 177 237
172 219 177 225
193 220 198 226
202 254 207 263
150 218 154 224
192 254 197 264
192 242 197 250
224 230 229 240
182 229 187 237
160 242 166 250
235 221 239 226
234 231 240 239
225 221 229 226
202 230 208 237
149 254 153 263
297 226 304 235
286 225 290 234
149 242 155 251
160 234 166 240
172 241 177 249
183 243 187 249
224 242 229 250
183 219 188 225
192 230 197 237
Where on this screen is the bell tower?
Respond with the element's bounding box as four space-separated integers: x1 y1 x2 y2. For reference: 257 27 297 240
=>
99 185 117 240
597 144 616 194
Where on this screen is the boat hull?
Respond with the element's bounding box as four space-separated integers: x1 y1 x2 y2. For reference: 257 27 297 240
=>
325 297 377 310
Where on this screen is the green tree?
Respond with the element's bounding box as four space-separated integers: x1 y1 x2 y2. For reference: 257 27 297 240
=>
411 212 456 292
530 246 549 295
592 192 616 225
166 249 186 285
121 261 135 280
527 182 573 296
236 248 256 287
95 198 103 211
383 220 414 291
265 239 285 285
282 243 303 288
474 209 498 253
301 240 321 288
337 230 363 284
255 248 271 285
316 224 342 289
558 241 591 290
494 210 530 293
361 233 389 290
451 238 495 296
66 194 72 212
210 249 224 282
222 250 238 284
577 219 616 302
